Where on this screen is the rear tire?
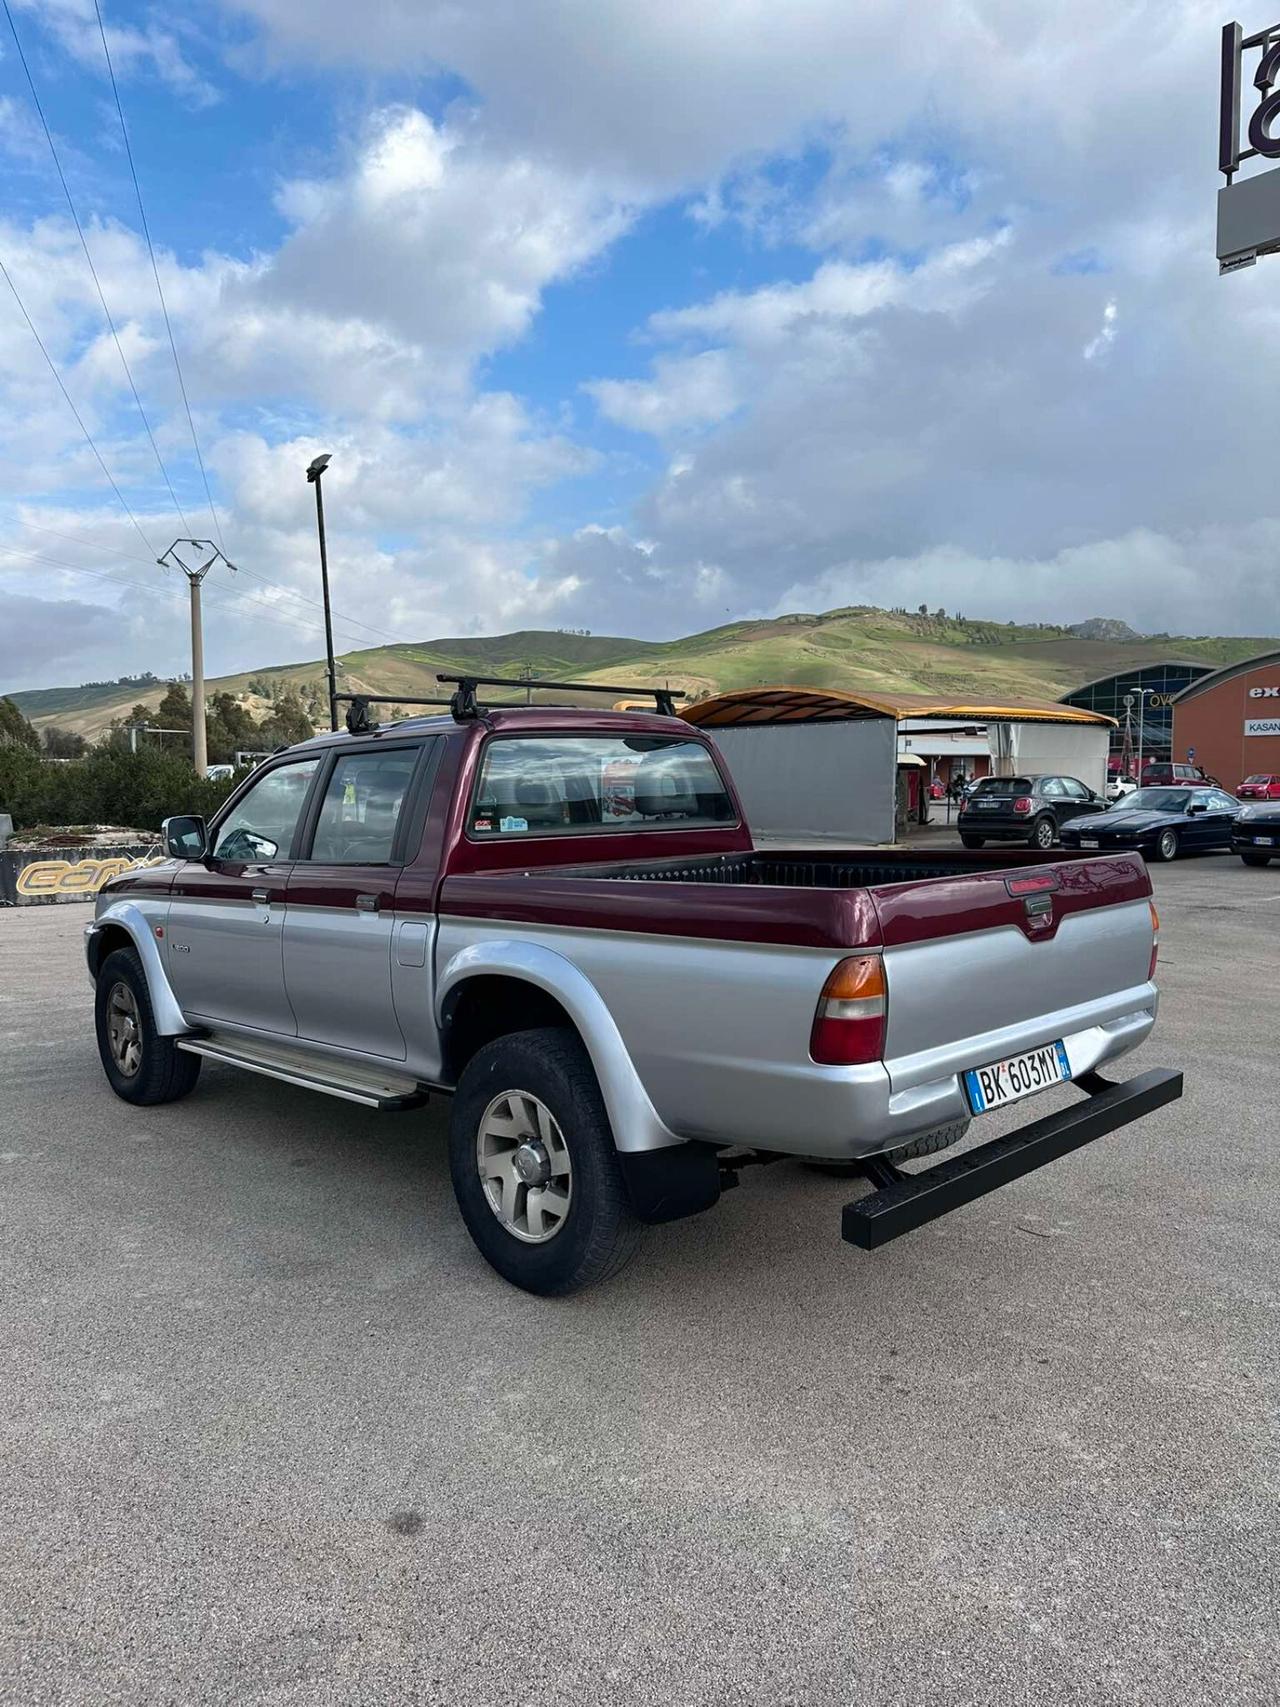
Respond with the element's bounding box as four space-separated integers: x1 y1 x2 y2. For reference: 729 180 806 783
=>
960 834 985 848
1031 815 1057 851
448 1027 642 1296
94 947 201 1106
1155 828 1180 862
1240 850 1271 867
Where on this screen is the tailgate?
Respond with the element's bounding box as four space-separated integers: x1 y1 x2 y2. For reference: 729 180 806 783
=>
871 854 1155 1087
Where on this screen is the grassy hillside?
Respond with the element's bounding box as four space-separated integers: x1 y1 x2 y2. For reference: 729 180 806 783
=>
11 608 1278 741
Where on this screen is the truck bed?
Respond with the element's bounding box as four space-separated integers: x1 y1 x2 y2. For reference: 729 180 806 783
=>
438 844 1152 952
595 846 1101 889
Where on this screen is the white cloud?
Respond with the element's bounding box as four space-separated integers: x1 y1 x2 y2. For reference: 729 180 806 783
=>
586 351 737 436
10 0 219 106
1083 298 1118 362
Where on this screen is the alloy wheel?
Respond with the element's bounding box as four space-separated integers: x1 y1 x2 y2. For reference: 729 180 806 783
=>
476 1089 573 1244
1035 817 1055 850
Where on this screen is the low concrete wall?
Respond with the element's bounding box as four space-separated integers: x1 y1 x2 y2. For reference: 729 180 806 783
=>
0 843 162 906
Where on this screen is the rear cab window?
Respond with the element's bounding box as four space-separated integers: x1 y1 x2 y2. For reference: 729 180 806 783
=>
468 734 737 837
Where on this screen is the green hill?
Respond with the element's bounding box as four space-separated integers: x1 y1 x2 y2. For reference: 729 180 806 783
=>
9 608 1277 742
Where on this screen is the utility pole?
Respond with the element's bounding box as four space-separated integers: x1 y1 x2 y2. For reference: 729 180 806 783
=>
158 540 238 777
305 453 338 731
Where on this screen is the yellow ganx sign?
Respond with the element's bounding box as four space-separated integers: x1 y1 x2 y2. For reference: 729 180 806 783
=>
13 853 164 897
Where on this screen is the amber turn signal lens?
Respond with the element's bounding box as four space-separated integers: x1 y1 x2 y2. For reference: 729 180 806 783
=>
811 955 887 1065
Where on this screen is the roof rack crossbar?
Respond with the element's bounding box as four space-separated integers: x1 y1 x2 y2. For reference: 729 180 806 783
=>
434 672 682 721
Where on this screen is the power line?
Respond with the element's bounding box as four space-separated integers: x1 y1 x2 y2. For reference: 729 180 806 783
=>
3 0 191 533
0 507 408 647
0 540 395 652
92 0 224 551
0 253 157 556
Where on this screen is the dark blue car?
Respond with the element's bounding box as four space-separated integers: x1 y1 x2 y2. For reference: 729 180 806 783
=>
1059 787 1240 862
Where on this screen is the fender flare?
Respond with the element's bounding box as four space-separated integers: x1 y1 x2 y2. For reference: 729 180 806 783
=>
436 939 684 1154
87 900 189 1037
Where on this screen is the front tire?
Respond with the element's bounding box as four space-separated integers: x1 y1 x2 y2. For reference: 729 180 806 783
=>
94 947 201 1105
1031 815 1057 851
448 1027 642 1295
1155 828 1180 862
1240 850 1271 867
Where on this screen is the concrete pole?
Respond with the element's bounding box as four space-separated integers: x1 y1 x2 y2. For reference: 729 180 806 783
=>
190 574 207 777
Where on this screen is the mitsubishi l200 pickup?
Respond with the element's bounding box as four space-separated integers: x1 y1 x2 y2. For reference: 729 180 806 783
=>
86 676 1182 1294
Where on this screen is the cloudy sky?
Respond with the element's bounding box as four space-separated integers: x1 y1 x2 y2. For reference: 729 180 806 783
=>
1 0 1278 691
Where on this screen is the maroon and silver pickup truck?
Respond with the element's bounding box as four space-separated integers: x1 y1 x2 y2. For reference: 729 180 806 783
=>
86 678 1182 1295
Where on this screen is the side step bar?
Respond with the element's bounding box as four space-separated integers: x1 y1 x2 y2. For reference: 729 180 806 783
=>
176 1035 426 1110
843 1067 1184 1251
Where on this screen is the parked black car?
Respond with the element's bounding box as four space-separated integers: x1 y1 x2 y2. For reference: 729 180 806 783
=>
1231 800 1280 866
1060 787 1240 862
958 774 1103 850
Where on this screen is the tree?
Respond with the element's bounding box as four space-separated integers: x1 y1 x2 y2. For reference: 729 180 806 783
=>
0 696 39 750
41 725 88 759
156 682 193 729
258 689 315 749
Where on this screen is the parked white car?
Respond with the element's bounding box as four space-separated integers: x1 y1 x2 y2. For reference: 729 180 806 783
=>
1107 775 1137 803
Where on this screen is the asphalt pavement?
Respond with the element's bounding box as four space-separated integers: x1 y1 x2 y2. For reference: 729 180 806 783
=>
1 855 1277 1706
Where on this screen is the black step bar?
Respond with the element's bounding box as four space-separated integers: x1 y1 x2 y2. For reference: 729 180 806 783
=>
842 1067 1184 1250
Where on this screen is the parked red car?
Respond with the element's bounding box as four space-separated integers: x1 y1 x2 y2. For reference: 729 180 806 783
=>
1236 773 1280 801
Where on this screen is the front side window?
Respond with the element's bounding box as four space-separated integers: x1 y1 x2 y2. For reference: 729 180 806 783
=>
212 757 321 862
1060 778 1090 799
469 735 736 837
308 747 423 864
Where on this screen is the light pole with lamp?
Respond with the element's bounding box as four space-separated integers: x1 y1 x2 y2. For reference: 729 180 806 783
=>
306 453 338 731
1122 686 1157 780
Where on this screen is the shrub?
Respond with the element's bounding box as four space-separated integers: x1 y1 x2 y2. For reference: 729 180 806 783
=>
0 745 240 834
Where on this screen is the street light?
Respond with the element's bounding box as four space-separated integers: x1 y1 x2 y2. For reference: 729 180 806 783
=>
306 452 337 731
1121 685 1157 779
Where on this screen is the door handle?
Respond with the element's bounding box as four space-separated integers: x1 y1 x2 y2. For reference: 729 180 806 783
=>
252 888 270 904
356 893 379 913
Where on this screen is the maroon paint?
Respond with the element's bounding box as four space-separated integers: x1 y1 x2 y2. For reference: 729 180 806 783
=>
286 868 398 910
102 867 176 900
437 870 883 950
868 854 1152 948
170 863 291 902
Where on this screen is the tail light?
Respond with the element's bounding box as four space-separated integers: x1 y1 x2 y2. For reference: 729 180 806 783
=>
1148 900 1159 980
811 955 886 1065
1013 796 1032 815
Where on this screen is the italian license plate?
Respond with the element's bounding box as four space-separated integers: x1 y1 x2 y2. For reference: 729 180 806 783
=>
964 1041 1071 1115
1080 838 1099 848
1256 836 1275 846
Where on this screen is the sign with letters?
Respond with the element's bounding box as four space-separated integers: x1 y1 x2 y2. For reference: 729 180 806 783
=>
1244 717 1280 736
0 846 162 907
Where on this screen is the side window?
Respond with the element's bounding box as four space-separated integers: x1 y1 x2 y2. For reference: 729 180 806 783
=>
1060 778 1089 799
1211 791 1237 810
307 747 422 864
1039 778 1066 798
212 757 321 862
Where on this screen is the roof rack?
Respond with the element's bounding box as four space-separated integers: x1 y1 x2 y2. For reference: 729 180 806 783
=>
334 693 452 735
435 673 682 721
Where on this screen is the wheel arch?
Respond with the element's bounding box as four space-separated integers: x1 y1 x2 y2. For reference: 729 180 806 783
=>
436 941 683 1155
88 900 189 1035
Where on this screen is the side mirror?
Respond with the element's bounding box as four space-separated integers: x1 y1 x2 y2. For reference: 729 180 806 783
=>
162 814 207 859
1186 801 1205 815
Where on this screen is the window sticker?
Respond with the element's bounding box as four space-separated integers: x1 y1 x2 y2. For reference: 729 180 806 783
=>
499 816 529 833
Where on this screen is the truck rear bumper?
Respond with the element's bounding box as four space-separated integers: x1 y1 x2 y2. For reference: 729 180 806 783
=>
842 1067 1183 1250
